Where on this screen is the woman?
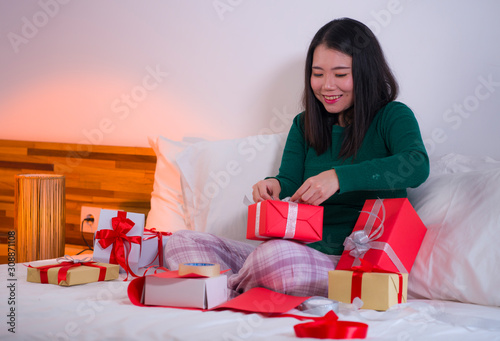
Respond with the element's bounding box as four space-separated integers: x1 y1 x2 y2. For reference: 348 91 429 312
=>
165 17 429 298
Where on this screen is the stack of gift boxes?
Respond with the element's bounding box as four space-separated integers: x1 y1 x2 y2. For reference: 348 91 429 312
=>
27 209 172 286
330 198 426 310
247 197 426 311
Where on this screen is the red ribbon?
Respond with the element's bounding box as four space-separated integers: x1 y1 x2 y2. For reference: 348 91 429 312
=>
294 311 368 339
29 261 107 285
95 211 142 278
350 259 403 304
142 228 172 268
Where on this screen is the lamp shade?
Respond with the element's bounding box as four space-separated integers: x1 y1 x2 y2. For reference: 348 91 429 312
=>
14 174 66 263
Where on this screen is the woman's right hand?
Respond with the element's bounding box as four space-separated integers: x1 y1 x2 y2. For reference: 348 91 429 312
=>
252 178 281 203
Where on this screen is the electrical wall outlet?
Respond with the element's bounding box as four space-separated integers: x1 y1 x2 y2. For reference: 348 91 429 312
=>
80 206 103 233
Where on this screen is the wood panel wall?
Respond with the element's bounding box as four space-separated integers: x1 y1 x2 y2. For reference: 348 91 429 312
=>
0 140 156 245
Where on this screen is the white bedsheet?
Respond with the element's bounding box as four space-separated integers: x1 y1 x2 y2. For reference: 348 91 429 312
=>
3 260 500 341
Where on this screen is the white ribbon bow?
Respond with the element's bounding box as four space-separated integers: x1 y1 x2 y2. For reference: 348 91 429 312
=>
56 255 93 264
343 199 408 273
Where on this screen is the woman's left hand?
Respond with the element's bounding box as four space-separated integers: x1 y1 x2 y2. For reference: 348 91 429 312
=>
290 169 339 206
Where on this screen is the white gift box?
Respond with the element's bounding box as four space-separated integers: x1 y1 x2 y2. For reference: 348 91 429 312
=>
139 230 171 268
93 210 145 275
144 273 227 309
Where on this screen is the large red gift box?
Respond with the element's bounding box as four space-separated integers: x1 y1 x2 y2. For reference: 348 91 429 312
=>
247 200 323 243
336 198 426 273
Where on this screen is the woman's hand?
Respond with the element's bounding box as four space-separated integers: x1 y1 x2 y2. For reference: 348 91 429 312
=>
252 178 281 203
291 169 339 206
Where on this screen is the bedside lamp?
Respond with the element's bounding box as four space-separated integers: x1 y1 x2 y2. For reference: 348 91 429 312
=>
14 174 66 263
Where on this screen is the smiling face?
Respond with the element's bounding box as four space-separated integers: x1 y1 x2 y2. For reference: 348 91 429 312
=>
310 44 354 123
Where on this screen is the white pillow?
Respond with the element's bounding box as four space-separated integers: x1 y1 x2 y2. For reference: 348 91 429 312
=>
145 136 193 232
429 152 500 175
407 158 500 306
176 133 287 243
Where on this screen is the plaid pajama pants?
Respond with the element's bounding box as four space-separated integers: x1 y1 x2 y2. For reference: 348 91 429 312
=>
164 230 340 298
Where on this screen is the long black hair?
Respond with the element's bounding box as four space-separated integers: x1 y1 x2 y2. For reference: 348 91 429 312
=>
302 17 399 158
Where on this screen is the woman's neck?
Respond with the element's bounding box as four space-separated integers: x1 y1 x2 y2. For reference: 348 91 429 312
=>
337 113 346 127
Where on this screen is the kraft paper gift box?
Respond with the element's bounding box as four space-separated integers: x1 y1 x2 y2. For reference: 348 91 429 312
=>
143 271 228 309
139 229 172 268
247 199 323 243
93 210 145 276
328 269 408 311
27 259 119 286
336 198 426 274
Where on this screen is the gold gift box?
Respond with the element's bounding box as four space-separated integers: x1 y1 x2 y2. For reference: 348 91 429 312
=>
328 270 408 311
27 262 119 286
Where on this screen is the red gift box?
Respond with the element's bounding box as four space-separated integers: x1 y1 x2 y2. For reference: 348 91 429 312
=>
247 200 323 243
336 198 426 273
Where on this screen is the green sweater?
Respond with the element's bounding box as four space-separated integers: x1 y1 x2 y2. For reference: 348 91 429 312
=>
275 101 429 255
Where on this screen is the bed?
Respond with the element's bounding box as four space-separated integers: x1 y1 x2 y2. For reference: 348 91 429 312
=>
3 133 500 340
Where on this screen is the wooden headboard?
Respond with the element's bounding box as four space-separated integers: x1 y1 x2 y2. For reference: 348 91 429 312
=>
0 139 156 245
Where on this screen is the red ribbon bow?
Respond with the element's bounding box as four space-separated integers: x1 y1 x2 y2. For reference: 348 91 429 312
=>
294 311 368 339
350 259 404 304
95 211 142 278
28 257 107 285
143 228 172 268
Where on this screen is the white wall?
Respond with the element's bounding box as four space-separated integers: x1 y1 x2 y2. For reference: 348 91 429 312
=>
1 0 500 160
